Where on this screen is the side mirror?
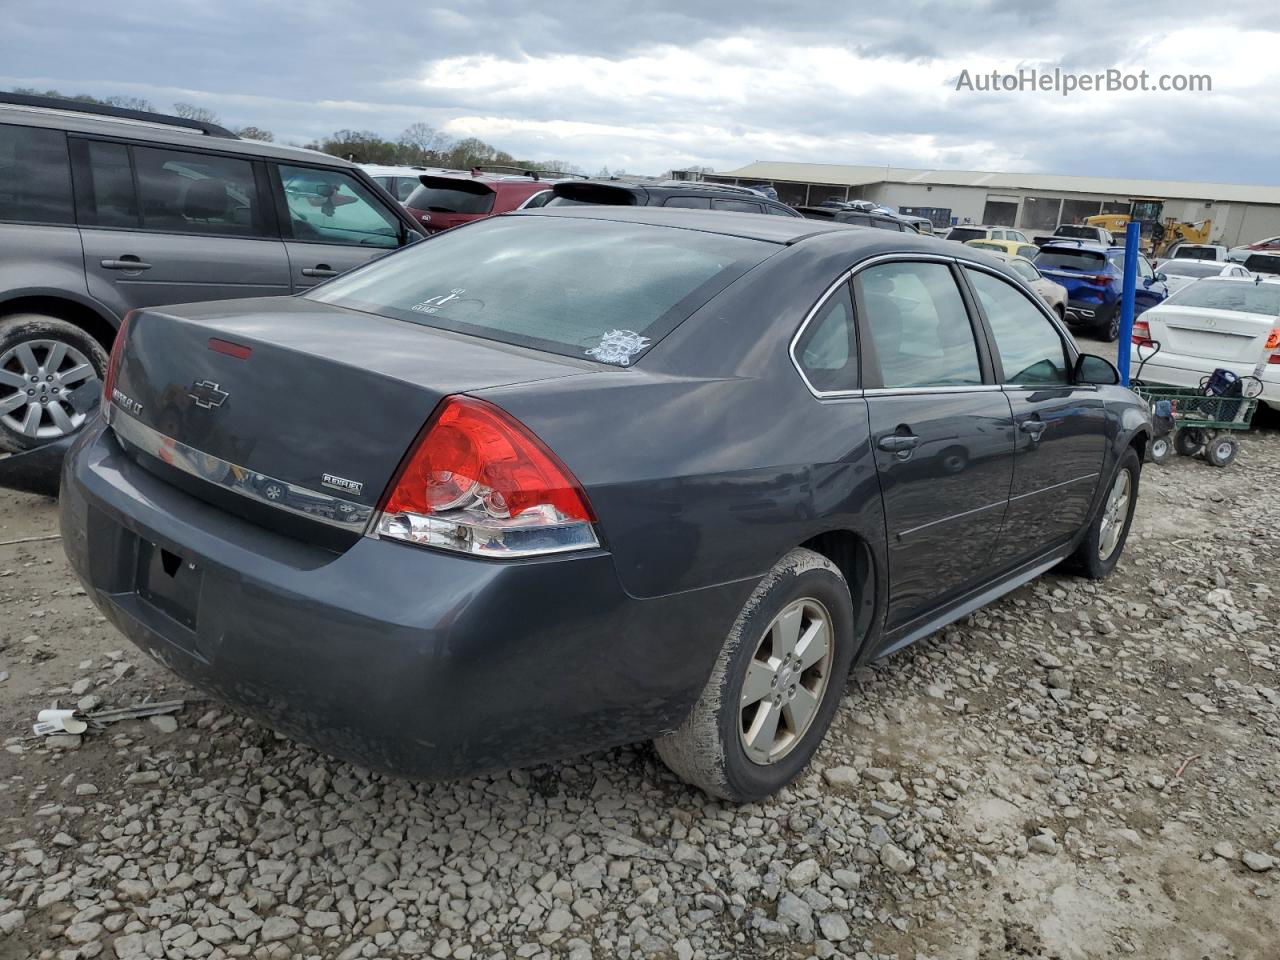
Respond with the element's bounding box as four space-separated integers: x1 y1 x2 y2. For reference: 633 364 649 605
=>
1155 272 1167 282
1074 353 1120 386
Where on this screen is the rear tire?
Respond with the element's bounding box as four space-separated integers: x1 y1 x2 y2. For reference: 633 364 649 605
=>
654 548 857 803
1100 312 1120 342
1064 447 1140 580
1174 428 1204 458
0 314 108 453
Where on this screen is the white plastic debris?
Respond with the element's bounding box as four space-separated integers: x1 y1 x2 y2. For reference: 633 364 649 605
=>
33 709 88 736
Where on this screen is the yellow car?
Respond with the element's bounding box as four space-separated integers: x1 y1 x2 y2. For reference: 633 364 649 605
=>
965 238 1042 260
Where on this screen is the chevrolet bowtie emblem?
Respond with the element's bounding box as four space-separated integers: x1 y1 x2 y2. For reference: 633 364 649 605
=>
189 380 229 409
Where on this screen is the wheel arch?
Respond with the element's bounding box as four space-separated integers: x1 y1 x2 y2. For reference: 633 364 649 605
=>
798 529 881 664
0 293 121 352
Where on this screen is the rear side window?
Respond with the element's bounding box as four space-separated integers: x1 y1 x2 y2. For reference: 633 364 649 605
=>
870 218 903 231
1036 249 1107 271
278 165 400 248
766 204 798 217
521 190 553 209
857 261 981 388
404 179 495 214
965 268 1068 386
392 177 419 201
0 123 73 224
795 283 858 392
712 198 763 214
307 216 774 365
664 196 711 209
133 146 263 236
836 213 872 226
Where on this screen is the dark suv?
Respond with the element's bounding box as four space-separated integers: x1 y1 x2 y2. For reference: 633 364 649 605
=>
546 180 802 217
0 93 424 455
402 167 573 234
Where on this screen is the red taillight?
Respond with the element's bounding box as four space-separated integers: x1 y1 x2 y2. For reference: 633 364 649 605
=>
102 310 134 415
375 396 597 557
1091 274 1112 285
1131 320 1151 345
1265 328 1280 351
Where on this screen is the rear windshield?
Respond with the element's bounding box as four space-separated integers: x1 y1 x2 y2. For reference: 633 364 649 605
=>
1165 279 1280 314
1173 246 1217 260
1244 254 1280 275
1054 225 1096 238
946 227 985 243
1160 261 1221 278
1035 249 1107 271
547 184 638 207
306 216 773 364
404 180 495 215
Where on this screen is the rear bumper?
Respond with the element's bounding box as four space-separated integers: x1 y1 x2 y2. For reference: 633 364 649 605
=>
1127 346 1279 406
60 419 747 778
1064 297 1117 326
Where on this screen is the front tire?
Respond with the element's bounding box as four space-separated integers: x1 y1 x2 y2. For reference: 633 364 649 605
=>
1065 447 1140 580
1148 434 1173 464
0 315 108 453
654 548 857 802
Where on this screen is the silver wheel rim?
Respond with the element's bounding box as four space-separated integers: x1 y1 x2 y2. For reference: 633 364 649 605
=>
739 597 834 765
1152 438 1168 458
1097 469 1132 561
0 339 99 441
1214 440 1233 461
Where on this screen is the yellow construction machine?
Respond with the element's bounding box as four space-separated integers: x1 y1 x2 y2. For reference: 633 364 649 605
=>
1085 197 1213 257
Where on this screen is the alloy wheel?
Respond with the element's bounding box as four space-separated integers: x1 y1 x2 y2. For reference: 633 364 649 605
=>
0 339 99 441
739 597 834 765
1097 468 1132 561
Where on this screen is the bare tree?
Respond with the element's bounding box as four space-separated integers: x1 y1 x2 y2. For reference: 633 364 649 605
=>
398 122 453 163
173 102 221 124
237 126 274 142
103 95 155 113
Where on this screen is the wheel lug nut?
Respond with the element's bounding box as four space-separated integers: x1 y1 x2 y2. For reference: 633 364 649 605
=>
46 375 53 382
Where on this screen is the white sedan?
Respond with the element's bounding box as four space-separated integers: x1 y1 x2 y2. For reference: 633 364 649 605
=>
1154 258 1251 296
1129 277 1280 409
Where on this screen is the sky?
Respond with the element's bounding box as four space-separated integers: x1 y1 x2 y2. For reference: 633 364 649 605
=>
3 0 1278 183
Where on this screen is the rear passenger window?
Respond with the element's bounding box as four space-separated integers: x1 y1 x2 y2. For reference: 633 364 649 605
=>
870 218 902 231
711 199 763 213
82 140 138 227
965 268 1069 386
664 196 710 209
795 283 858 393
393 177 419 201
766 205 797 216
0 123 73 224
857 261 982 388
133 146 263 236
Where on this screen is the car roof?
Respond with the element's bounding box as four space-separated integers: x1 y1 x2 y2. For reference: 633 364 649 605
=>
0 102 360 168
513 205 943 246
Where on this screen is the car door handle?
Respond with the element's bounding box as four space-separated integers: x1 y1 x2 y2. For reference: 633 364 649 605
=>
100 257 152 271
1020 419 1048 436
877 434 921 452
301 266 339 278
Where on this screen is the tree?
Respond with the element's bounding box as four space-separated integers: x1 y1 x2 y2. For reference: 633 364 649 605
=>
237 126 274 142
398 122 453 164
103 95 155 113
319 129 401 164
443 137 511 169
173 102 221 125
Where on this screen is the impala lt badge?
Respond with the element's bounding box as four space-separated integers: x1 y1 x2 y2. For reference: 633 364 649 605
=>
188 380 229 409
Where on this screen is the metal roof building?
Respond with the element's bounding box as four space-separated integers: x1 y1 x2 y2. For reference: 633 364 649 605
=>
706 161 1280 246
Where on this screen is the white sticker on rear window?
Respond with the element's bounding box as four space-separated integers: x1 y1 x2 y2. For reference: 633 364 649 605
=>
412 288 467 314
586 329 650 366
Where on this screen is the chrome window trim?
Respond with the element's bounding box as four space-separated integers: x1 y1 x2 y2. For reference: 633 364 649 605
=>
108 407 373 531
789 252 965 400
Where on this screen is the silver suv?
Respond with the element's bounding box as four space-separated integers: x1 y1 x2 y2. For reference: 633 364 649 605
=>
0 93 425 454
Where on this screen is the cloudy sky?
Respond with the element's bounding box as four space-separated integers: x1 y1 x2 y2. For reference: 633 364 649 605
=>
5 0 1278 183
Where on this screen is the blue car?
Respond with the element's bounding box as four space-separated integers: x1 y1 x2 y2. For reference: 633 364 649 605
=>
1034 241 1168 341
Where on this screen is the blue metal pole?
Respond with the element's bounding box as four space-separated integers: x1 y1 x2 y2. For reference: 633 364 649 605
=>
1116 220 1140 385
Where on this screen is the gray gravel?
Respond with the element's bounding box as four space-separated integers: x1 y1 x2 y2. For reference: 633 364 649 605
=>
2 429 1279 959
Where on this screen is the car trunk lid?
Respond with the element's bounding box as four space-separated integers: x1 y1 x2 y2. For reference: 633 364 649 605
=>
108 298 593 545
1144 306 1279 364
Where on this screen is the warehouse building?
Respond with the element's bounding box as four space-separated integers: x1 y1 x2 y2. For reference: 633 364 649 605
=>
705 161 1280 247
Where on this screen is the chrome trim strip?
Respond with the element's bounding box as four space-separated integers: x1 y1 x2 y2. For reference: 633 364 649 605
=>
864 385 1001 396
898 497 1006 539
1008 472 1099 503
108 408 374 531
788 252 967 401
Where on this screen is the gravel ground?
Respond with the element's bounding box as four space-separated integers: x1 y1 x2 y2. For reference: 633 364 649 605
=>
2 426 1279 960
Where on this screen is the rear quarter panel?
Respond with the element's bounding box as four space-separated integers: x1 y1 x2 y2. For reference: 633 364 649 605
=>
474 237 892 608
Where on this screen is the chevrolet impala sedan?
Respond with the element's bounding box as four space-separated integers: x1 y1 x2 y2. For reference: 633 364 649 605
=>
61 208 1150 801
